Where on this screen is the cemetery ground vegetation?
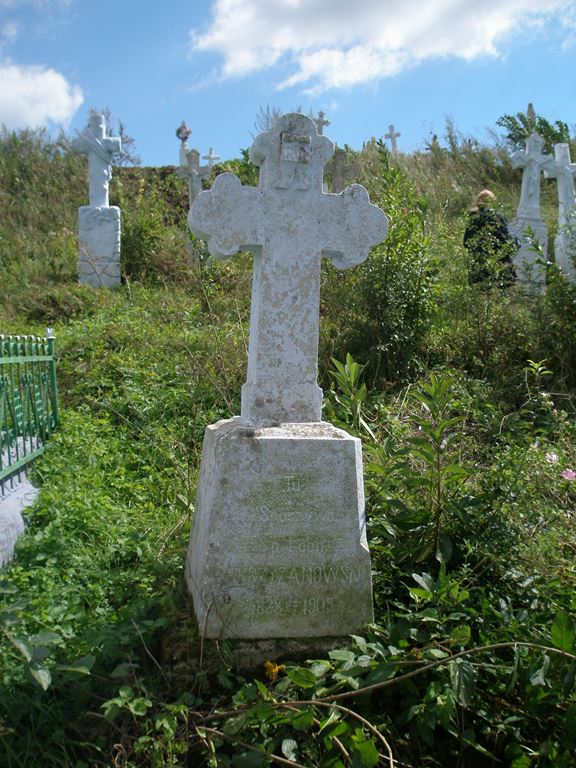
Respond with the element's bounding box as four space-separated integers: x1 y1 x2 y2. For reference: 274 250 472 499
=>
0 118 575 767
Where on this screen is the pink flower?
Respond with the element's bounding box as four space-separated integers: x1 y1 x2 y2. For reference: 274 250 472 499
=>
561 469 576 480
546 451 559 463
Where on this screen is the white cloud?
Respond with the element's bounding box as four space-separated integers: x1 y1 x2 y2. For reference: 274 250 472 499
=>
0 61 83 128
191 0 574 91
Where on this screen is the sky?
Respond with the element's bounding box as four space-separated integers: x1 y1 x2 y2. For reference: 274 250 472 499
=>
0 0 575 167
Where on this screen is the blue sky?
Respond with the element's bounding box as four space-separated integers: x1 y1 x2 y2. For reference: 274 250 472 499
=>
0 0 575 167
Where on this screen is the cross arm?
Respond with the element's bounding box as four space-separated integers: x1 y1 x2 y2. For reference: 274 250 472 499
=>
320 185 388 269
188 173 263 259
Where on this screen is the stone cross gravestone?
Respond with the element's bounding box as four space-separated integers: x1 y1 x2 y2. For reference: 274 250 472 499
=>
186 113 388 639
202 147 221 168
327 148 359 193
510 132 556 286
385 124 401 154
73 113 122 288
546 143 576 280
313 110 330 135
177 142 212 208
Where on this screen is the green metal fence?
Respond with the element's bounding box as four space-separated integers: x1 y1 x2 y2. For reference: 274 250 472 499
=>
0 331 59 495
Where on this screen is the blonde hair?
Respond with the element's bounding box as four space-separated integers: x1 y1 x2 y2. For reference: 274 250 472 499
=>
470 189 496 211
475 189 496 206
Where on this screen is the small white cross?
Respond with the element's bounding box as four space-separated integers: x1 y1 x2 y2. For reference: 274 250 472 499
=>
313 110 330 135
202 147 221 168
384 124 401 154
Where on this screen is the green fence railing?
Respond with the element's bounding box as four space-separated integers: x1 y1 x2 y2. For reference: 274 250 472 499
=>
0 331 59 495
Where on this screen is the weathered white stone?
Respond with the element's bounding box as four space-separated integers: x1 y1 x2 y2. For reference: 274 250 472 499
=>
510 132 556 286
186 419 373 639
385 124 401 154
74 113 122 287
186 114 387 640
546 143 576 279
191 114 386 423
78 206 121 288
74 113 121 208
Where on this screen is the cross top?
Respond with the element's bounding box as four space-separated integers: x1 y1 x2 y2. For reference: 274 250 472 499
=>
74 112 121 207
249 113 333 194
189 113 388 424
511 132 555 220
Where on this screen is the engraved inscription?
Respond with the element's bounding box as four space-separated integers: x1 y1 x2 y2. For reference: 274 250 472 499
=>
229 561 365 588
229 534 343 558
247 473 337 530
244 595 335 622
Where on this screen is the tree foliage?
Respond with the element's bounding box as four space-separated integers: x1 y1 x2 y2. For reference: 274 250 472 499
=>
497 104 573 154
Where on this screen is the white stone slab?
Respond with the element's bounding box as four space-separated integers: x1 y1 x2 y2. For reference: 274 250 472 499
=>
78 205 121 287
186 418 373 639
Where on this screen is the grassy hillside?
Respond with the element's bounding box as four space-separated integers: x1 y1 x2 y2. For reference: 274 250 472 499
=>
0 125 575 767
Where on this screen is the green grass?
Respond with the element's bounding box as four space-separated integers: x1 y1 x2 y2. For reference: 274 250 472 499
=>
0 122 575 767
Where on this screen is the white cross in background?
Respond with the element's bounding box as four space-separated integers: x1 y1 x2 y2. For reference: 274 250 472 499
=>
202 147 221 168
384 124 401 154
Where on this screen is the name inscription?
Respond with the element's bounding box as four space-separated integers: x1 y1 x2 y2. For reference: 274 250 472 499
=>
229 561 364 588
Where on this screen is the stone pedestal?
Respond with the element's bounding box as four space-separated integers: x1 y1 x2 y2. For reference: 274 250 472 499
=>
78 205 121 288
186 417 374 639
511 215 548 286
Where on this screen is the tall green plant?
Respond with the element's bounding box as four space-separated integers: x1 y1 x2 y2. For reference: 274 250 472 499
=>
322 142 434 385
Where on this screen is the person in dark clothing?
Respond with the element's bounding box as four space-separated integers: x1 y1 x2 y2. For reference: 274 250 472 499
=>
464 189 518 288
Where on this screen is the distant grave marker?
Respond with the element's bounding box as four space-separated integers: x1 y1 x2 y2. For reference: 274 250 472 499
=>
202 147 221 168
510 132 556 286
313 110 330 135
73 113 122 287
175 122 214 207
186 113 388 640
326 148 359 193
385 124 401 154
546 143 576 280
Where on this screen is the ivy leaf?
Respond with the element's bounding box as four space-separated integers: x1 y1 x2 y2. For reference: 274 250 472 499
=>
449 624 471 647
28 665 52 690
551 611 575 653
285 666 317 689
291 707 314 731
9 635 32 662
351 738 380 768
223 712 248 737
529 654 551 687
449 658 476 707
